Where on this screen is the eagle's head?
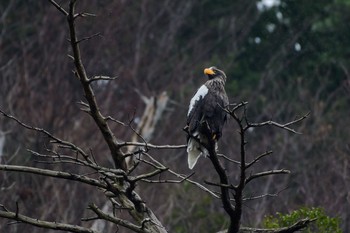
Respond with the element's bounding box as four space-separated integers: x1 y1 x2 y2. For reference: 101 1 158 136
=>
204 66 227 82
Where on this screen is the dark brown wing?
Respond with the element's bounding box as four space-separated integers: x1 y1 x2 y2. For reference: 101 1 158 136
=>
187 84 228 140
202 87 228 139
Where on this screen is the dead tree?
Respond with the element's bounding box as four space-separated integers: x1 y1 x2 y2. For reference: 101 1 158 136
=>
0 1 181 232
200 102 312 233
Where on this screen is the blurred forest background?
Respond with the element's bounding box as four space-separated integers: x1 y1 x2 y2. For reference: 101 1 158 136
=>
0 0 349 232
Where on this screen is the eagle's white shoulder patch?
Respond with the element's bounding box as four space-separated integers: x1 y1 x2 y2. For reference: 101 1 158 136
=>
188 84 208 116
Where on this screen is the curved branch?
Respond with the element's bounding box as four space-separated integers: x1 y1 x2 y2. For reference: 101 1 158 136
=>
216 218 315 233
246 151 273 169
89 204 145 233
245 169 291 185
247 112 310 134
0 164 106 188
239 218 316 233
0 109 90 161
0 209 98 233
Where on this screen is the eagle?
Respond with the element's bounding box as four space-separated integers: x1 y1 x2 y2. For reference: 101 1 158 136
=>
185 66 229 169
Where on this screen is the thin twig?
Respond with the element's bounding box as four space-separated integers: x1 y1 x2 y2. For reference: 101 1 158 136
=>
130 167 169 182
246 150 273 169
245 169 291 185
88 203 145 233
48 0 68 15
142 152 220 198
217 153 241 165
242 187 288 201
225 102 249 114
104 116 127 126
75 32 102 45
0 109 91 162
88 75 118 84
74 12 97 19
120 141 186 150
247 112 310 134
140 172 195 184
204 180 237 191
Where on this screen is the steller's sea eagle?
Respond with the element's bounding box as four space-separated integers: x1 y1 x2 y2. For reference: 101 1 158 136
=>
185 66 229 169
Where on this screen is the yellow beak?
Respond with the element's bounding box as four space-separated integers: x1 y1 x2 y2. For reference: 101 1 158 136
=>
204 68 215 75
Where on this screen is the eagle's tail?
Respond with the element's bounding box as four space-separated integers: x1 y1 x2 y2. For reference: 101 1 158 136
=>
187 137 209 169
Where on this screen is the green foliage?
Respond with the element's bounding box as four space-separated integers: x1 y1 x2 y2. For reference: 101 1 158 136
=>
263 207 342 233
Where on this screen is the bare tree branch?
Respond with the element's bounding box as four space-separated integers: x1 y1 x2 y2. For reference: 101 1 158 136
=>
88 75 118 84
217 153 241 165
204 180 237 191
121 141 186 150
239 218 316 233
245 169 291 185
142 152 220 198
27 149 126 177
0 164 106 188
48 0 68 16
75 32 102 45
204 130 237 232
131 167 168 182
66 0 126 170
74 12 97 19
246 151 273 169
140 172 195 184
89 204 146 233
242 187 288 201
0 208 99 233
0 109 91 162
216 218 315 233
209 102 309 233
247 112 310 134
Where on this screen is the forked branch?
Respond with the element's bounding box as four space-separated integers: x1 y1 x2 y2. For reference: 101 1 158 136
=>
210 102 310 233
246 113 310 134
65 0 126 170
